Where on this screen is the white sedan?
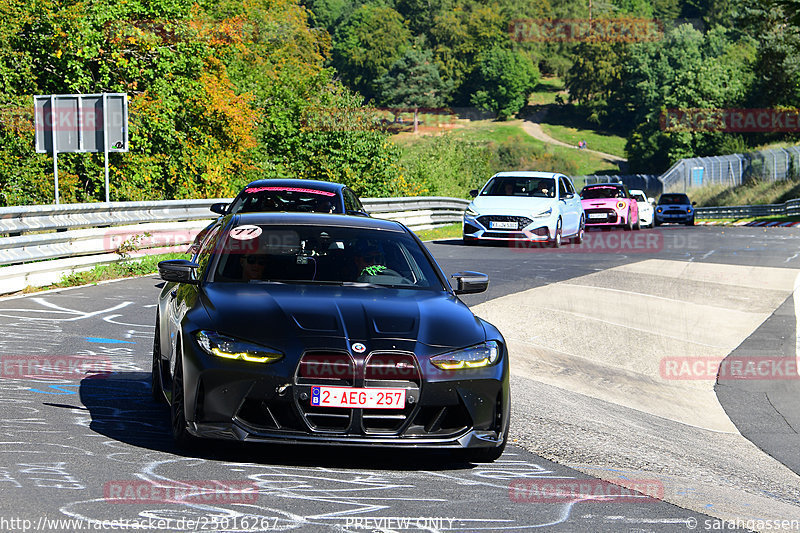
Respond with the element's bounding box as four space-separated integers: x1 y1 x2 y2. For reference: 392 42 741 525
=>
630 189 655 228
463 172 585 247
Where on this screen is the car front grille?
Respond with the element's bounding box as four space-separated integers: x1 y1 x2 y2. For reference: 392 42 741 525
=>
362 353 420 433
477 215 533 230
585 208 618 223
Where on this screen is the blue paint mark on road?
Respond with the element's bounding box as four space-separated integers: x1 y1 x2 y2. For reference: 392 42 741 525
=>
29 384 79 395
85 337 135 344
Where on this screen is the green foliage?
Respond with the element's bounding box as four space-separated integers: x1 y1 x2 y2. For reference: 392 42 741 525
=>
0 0 406 206
376 44 452 109
469 47 539 120
332 4 411 100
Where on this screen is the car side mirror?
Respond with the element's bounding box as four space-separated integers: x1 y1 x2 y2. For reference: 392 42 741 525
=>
210 203 228 215
692 201 696 206
451 271 488 295
158 260 200 284
469 189 479 197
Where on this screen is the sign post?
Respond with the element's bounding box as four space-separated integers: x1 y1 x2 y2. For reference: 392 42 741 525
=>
34 93 128 204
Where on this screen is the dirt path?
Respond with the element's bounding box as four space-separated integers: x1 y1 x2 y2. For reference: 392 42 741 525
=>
520 109 627 164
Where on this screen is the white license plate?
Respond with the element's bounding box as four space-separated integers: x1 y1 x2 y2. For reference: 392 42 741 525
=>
311 386 406 409
588 213 606 219
490 221 517 229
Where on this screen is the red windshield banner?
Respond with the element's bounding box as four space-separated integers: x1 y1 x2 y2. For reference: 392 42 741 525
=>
244 186 336 197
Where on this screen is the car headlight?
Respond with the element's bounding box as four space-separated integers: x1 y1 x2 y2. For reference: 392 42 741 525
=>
531 207 552 218
656 207 663 213
430 341 500 370
195 330 283 364
465 205 479 217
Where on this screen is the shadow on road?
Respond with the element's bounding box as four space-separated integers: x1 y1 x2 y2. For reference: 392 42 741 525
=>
79 371 475 471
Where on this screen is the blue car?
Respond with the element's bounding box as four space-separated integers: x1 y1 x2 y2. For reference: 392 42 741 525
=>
654 193 696 226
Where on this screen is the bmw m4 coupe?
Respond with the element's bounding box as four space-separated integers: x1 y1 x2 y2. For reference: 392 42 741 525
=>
153 213 510 462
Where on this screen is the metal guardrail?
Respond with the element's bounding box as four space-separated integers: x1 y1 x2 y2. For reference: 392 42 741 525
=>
695 199 800 219
0 197 469 295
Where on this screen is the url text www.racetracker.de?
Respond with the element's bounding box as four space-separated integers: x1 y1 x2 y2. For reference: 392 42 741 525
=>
0 515 286 532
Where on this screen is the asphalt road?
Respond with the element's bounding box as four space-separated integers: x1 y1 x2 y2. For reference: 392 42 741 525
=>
1 225 797 532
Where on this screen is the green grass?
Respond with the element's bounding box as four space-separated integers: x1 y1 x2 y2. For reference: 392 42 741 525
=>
415 223 462 241
450 120 619 175
538 122 628 158
528 77 565 106
690 178 800 207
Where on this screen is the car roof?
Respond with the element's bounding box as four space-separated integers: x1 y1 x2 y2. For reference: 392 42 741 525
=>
491 171 563 179
583 182 625 188
243 179 345 193
232 212 406 232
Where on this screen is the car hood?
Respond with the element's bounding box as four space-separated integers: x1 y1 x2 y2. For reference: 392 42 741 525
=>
197 283 486 350
471 196 556 215
581 198 628 207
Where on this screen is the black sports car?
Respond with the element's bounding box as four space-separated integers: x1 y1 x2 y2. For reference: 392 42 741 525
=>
153 213 510 462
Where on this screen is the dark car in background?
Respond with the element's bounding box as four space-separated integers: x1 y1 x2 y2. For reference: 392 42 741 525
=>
189 179 369 253
655 193 696 226
154 213 510 462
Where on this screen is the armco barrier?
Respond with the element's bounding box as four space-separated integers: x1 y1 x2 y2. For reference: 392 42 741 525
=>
0 197 469 295
695 198 800 219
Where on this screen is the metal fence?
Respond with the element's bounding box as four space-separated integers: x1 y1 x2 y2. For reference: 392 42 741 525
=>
660 146 800 193
0 197 469 295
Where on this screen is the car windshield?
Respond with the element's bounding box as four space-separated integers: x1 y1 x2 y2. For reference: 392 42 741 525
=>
582 186 626 199
632 193 646 202
481 177 556 198
228 186 342 214
658 194 691 205
209 224 443 290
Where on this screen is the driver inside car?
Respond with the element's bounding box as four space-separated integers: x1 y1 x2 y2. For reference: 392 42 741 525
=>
353 242 387 279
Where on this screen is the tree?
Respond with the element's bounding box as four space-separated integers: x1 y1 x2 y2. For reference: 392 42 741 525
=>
376 45 452 132
469 47 539 120
332 4 412 100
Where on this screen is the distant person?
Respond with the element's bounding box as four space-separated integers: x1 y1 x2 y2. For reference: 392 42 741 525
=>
503 182 515 196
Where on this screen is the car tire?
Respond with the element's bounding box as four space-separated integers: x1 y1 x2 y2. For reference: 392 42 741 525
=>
634 218 641 230
151 318 165 404
171 348 196 449
624 212 633 231
654 219 661 227
685 218 695 226
573 217 585 244
550 220 562 248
